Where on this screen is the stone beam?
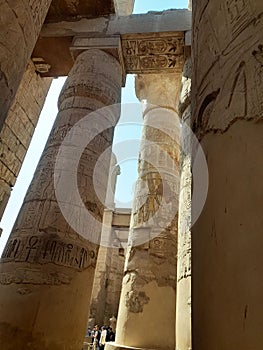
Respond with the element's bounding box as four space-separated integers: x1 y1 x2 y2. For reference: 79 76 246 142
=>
46 0 115 22
112 210 131 228
40 10 191 38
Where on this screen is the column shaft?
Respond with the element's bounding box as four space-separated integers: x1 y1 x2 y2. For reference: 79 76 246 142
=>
113 74 181 350
176 58 192 350
0 0 52 131
192 1 263 349
0 49 121 350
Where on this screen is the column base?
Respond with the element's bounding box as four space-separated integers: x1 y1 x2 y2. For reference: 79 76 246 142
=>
105 342 157 350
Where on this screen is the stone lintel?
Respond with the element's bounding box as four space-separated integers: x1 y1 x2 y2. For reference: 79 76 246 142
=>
40 10 192 38
112 210 131 228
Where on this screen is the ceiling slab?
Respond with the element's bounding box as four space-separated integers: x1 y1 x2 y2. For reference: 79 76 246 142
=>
46 0 115 22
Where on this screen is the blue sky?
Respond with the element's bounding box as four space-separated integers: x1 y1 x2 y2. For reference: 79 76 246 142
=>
0 0 188 253
133 0 188 13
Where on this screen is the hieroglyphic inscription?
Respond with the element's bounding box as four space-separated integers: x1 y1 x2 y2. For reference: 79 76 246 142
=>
253 44 263 113
1 235 96 271
226 0 252 37
0 268 71 286
177 231 191 281
122 33 185 73
177 60 191 281
28 0 52 34
177 155 191 282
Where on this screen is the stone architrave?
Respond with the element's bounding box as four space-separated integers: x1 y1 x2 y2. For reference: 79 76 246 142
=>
0 0 53 131
0 49 122 350
192 1 263 349
106 73 182 350
176 58 192 350
121 32 185 74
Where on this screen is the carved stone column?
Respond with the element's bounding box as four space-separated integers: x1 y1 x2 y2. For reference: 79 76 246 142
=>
106 73 181 350
192 1 263 349
0 49 121 350
176 58 192 350
0 0 52 131
89 156 121 327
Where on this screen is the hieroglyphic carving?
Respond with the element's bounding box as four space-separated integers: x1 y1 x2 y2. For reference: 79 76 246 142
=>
0 268 71 286
226 0 252 37
253 44 263 113
28 0 52 35
1 234 96 271
227 61 247 117
177 58 192 282
122 33 185 74
149 228 177 261
177 155 191 282
177 152 191 281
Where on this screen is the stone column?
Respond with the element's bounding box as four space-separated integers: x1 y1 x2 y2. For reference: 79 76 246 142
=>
104 247 126 326
89 209 114 327
0 49 122 350
176 58 192 350
88 154 120 326
105 154 121 210
107 73 181 350
192 1 263 349
0 0 52 131
89 211 126 328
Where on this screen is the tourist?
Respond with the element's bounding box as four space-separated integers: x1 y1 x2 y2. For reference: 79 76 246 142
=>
93 325 101 350
99 326 107 350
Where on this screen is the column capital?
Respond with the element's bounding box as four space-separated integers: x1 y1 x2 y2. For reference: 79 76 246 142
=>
71 35 126 86
135 73 182 113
